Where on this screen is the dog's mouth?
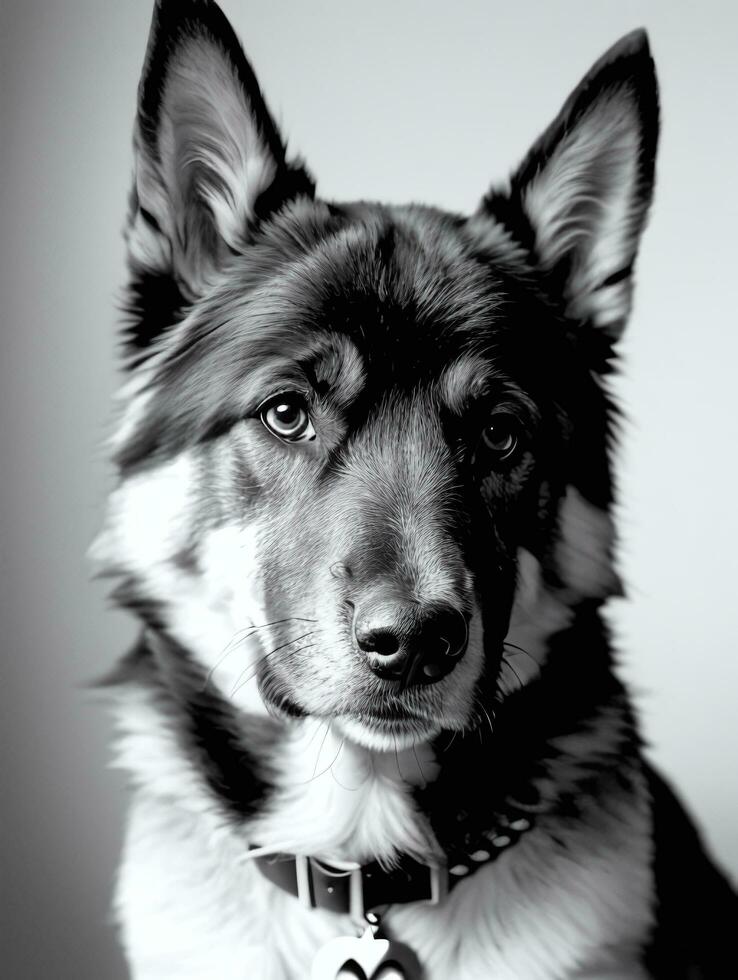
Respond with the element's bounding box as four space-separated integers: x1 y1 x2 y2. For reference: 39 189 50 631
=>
258 672 444 747
262 687 433 728
260 688 308 721
347 704 435 732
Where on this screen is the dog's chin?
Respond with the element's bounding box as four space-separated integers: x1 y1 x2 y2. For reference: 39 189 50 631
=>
258 670 456 750
333 715 443 752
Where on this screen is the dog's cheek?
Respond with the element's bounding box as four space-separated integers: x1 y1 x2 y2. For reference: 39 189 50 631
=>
90 452 199 578
554 487 623 600
501 488 622 690
504 548 574 682
90 444 281 709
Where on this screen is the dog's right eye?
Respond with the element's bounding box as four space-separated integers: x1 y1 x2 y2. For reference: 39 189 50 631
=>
259 394 316 443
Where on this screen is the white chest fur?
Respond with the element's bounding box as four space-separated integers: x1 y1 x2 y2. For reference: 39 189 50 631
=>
247 721 441 866
113 709 654 980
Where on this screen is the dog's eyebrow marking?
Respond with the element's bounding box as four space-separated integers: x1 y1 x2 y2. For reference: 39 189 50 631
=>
439 353 499 414
305 335 366 410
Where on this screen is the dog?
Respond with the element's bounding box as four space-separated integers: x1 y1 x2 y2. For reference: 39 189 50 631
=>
93 1 737 977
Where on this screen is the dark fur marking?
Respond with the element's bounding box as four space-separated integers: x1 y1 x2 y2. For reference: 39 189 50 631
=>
418 604 635 853
121 268 188 357
170 545 200 574
103 632 279 820
110 578 168 633
645 763 738 978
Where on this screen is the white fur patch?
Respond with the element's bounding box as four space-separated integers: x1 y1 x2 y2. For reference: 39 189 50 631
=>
249 720 442 866
91 453 197 573
501 489 621 694
91 451 272 717
555 487 622 599
503 548 573 685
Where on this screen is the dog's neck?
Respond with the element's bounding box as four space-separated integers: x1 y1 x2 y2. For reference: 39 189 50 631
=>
247 720 444 866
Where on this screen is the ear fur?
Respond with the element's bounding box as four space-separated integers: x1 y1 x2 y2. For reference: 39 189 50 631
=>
481 30 659 336
124 0 314 350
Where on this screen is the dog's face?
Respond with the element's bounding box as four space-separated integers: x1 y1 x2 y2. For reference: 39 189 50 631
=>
94 0 657 751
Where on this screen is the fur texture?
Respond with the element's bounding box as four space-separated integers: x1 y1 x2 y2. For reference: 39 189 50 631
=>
96 3 737 978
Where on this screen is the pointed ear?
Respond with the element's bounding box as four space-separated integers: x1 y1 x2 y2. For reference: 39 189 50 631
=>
126 0 314 304
481 30 659 336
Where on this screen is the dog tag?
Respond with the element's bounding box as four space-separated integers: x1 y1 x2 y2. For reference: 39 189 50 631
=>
310 925 422 979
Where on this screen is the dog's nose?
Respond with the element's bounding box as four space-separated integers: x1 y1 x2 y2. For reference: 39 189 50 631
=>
354 599 468 686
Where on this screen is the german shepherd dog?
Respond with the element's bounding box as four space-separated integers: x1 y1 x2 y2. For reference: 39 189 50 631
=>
94 1 737 977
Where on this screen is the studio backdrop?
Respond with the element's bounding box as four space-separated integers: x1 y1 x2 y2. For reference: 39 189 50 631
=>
1 1 736 977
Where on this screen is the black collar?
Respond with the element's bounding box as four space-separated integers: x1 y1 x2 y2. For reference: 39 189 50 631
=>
252 807 535 919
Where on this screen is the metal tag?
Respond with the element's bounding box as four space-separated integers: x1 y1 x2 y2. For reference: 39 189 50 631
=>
310 925 422 979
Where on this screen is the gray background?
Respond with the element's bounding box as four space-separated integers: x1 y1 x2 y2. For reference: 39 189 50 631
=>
2 1 736 976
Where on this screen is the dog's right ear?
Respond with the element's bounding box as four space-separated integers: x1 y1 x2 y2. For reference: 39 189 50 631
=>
124 0 313 352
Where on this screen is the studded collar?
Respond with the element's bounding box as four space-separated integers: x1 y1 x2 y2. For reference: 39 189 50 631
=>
251 803 536 920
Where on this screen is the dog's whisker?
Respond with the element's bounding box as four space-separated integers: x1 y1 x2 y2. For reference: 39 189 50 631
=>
503 641 539 667
328 737 347 782
229 638 316 699
503 656 524 689
230 635 317 698
444 729 459 752
204 618 319 691
301 731 343 785
227 616 318 647
330 749 372 792
411 743 427 789
479 703 495 739
303 714 330 750
311 722 331 780
228 644 314 698
392 736 404 782
498 656 525 697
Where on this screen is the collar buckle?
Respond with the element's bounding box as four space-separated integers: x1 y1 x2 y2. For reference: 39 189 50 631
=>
295 854 312 909
428 863 448 905
295 855 365 922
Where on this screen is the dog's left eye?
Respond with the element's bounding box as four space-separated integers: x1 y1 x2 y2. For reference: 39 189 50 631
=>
481 413 521 462
260 394 315 443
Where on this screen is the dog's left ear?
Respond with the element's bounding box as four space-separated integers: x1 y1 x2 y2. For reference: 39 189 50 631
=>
480 30 659 336
127 0 314 302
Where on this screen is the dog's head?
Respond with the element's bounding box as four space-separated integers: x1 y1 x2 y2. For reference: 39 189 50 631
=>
94 0 658 750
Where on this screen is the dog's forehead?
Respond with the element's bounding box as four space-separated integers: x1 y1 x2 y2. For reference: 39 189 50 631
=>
195 203 516 376
236 203 500 316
